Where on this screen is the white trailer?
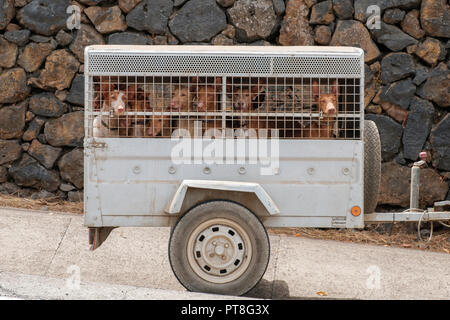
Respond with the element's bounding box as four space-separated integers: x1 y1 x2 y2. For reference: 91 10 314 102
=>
83 45 449 295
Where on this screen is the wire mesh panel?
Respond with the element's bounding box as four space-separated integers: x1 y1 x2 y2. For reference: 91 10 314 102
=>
86 46 363 140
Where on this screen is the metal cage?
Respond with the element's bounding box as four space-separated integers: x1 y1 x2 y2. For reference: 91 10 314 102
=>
85 46 364 141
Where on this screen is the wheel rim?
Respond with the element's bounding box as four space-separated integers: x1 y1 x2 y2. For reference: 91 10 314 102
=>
186 218 253 284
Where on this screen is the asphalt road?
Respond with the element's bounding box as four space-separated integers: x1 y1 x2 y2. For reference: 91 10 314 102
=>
0 207 449 300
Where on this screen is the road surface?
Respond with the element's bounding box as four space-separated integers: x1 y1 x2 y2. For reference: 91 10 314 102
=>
0 207 449 299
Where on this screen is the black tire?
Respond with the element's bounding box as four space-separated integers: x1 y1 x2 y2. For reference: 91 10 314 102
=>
364 120 381 214
168 200 270 296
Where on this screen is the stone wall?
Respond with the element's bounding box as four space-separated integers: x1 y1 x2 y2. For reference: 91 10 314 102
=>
0 0 449 207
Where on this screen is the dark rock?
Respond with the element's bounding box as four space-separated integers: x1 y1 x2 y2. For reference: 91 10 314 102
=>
221 24 235 39
304 0 316 8
44 111 84 147
401 9 424 39
0 68 30 104
0 36 17 68
329 20 380 63
211 34 234 45
0 182 20 194
85 5 127 34
402 97 434 161
9 153 60 191
0 101 27 139
412 64 429 86
406 44 417 54
431 114 450 171
415 38 446 67
354 0 420 22
378 162 411 207
69 24 105 63
420 0 450 38
366 104 382 114
371 22 418 52
30 189 56 200
5 23 21 31
31 49 80 90
380 52 415 84
21 142 30 151
394 150 406 165
25 111 35 122
68 190 83 202
378 162 447 208
37 133 46 144
55 30 73 47
0 140 22 165
59 183 75 192
17 0 69 36
228 0 277 41
23 117 45 141
29 34 54 44
310 0 334 25
364 62 380 107
383 8 405 24
108 32 150 45
0 166 7 183
29 92 68 117
58 148 83 189
66 75 84 106
78 0 108 4
365 114 403 162
314 25 331 45
170 0 226 42
417 63 450 108
272 0 285 15
127 0 173 35
378 79 416 109
17 42 54 72
118 0 142 13
4 29 30 46
27 139 61 169
332 0 353 20
278 0 314 46
0 0 15 30
216 0 234 8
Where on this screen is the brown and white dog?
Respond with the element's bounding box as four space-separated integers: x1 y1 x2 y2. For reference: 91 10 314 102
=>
301 79 339 138
93 82 131 137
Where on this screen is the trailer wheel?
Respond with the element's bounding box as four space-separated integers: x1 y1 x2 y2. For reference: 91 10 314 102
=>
168 201 270 296
364 120 381 214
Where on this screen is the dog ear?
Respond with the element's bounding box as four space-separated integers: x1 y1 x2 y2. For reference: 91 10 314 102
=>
331 79 339 98
312 80 320 98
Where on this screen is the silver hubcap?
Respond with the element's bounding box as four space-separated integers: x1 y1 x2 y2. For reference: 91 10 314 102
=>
187 218 252 284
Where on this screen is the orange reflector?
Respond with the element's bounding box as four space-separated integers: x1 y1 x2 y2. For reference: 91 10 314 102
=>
351 206 361 217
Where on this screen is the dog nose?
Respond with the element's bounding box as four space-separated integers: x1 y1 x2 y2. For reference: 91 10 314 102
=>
197 102 204 110
117 106 124 113
327 107 336 114
170 101 175 107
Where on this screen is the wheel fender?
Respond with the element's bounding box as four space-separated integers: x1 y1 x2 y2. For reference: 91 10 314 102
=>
165 180 280 215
